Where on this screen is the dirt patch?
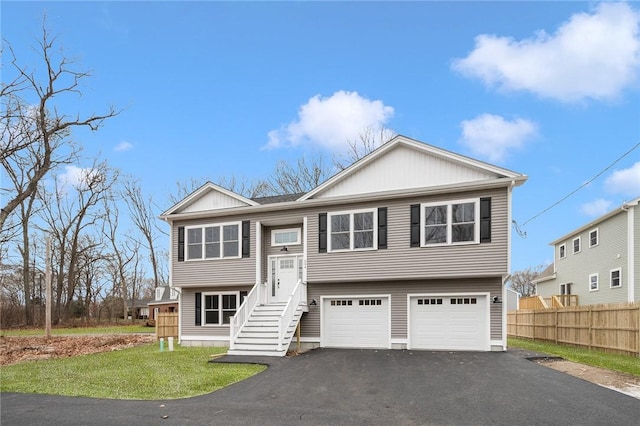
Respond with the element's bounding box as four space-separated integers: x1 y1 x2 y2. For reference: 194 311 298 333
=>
535 358 640 399
0 335 154 366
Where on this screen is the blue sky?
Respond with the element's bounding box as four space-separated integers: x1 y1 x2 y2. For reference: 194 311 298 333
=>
2 1 639 273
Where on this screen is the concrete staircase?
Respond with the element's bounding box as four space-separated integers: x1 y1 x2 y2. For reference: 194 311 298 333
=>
227 302 304 357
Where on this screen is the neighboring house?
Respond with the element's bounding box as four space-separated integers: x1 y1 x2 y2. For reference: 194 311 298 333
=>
160 135 527 356
127 299 151 320
505 288 519 312
148 285 180 321
535 197 639 306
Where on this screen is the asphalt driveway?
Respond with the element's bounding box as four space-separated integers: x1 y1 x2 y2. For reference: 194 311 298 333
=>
2 348 639 425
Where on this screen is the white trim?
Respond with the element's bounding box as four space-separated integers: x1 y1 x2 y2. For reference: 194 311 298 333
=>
267 254 303 303
502 275 508 351
588 228 599 248
271 227 302 246
327 208 378 252
320 294 392 349
572 237 581 254
255 221 262 284
299 135 525 201
185 221 242 261
161 181 258 216
610 268 622 289
627 204 635 302
558 244 566 259
201 291 241 326
406 292 490 351
420 198 480 247
177 287 182 344
589 273 599 292
302 217 308 283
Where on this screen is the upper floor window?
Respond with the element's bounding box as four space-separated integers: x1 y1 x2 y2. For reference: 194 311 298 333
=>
422 199 479 246
589 228 599 248
572 237 581 254
328 209 376 251
610 268 622 288
186 222 240 260
559 244 566 259
155 287 165 301
271 228 301 246
170 288 179 300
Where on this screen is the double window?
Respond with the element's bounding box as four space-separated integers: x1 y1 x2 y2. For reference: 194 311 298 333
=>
202 292 238 325
421 199 479 246
186 222 240 260
328 209 376 251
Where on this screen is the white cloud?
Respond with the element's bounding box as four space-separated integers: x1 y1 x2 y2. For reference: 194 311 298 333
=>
452 2 640 102
265 90 394 151
604 161 640 196
459 114 537 162
57 165 102 193
114 141 134 152
580 198 614 216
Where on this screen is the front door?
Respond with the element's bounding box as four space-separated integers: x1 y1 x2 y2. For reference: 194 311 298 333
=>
270 256 300 303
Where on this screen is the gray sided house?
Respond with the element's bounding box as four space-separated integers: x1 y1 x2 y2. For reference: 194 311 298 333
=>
160 136 527 356
535 197 640 306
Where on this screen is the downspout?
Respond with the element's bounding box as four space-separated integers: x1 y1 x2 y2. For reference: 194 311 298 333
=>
624 204 635 302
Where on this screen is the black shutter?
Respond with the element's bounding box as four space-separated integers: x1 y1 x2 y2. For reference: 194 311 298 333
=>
410 204 420 247
242 220 250 258
480 197 491 243
378 207 387 249
177 226 185 262
318 213 327 253
195 292 202 326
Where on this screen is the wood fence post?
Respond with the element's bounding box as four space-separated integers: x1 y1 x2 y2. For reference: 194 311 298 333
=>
555 309 558 344
588 306 592 351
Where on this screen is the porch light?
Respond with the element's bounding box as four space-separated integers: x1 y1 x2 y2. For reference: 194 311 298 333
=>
309 299 317 306
280 246 288 252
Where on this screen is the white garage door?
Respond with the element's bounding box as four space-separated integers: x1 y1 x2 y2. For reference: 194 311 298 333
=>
409 295 489 351
322 296 390 349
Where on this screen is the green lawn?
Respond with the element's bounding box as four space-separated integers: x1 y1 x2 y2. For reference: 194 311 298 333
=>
508 337 640 377
1 324 151 336
0 344 265 399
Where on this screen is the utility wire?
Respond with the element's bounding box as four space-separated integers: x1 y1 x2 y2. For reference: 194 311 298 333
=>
518 141 640 228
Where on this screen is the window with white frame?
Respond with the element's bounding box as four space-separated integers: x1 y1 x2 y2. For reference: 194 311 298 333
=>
589 273 599 291
202 292 238 325
560 283 571 295
610 268 622 288
170 288 179 300
155 287 165 301
589 228 598 248
422 199 479 246
186 222 240 260
328 209 376 251
271 228 301 246
572 237 581 254
559 244 566 259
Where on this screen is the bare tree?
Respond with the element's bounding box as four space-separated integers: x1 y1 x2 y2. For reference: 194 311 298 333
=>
507 265 545 297
121 177 165 289
39 160 118 323
0 19 119 233
334 125 396 171
267 155 335 195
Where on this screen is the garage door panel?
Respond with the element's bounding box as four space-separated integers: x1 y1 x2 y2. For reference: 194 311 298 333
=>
410 295 488 351
323 297 390 349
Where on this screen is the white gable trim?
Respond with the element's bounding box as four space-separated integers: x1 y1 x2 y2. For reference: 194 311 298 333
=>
161 181 258 218
298 135 524 201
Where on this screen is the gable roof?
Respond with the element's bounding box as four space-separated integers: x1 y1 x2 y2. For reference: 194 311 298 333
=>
160 181 259 218
549 197 640 246
298 135 525 201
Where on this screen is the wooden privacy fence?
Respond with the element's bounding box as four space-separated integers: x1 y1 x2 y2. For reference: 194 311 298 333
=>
156 313 179 340
507 302 640 356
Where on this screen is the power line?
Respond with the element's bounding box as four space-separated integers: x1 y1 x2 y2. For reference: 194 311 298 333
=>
520 141 640 228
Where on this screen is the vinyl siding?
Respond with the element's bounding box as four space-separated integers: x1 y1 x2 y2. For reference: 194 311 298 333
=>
539 211 630 304
301 278 503 340
171 187 509 287
306 188 509 281
633 205 639 302
181 286 252 337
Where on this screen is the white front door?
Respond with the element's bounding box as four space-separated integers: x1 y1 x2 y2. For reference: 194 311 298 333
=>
270 256 300 303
